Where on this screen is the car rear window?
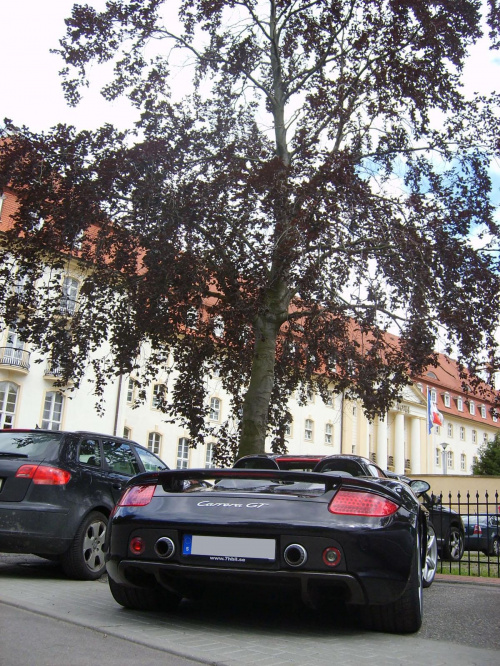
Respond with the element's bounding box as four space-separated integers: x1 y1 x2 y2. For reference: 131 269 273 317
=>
0 431 63 459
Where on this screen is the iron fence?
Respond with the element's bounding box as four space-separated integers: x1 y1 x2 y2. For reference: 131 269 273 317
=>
431 489 500 578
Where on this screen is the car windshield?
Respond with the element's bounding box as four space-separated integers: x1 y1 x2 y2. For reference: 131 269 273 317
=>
0 431 63 459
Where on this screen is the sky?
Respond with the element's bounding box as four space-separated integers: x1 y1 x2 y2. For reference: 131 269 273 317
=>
2 0 499 132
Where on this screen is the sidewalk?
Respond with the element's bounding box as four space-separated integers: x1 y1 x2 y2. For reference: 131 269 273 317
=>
0 572 499 666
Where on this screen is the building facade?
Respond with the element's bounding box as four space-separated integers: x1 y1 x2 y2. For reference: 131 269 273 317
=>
1 188 499 473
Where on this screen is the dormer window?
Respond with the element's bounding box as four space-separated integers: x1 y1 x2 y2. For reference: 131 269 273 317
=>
480 405 487 419
443 392 450 408
469 400 475 416
457 396 463 412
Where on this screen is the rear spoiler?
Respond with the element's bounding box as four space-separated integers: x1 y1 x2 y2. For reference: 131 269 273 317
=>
127 468 345 493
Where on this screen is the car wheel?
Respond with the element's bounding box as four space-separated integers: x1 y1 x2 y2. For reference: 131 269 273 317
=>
108 577 182 611
61 511 108 580
487 537 500 557
360 530 423 633
422 523 438 588
441 525 464 562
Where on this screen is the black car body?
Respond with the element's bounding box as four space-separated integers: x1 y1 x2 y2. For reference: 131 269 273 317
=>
384 470 465 563
0 428 167 579
106 466 429 634
236 454 437 587
462 514 500 556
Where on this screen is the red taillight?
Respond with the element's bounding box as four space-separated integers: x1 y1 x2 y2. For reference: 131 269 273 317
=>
473 524 482 535
323 547 341 567
328 489 399 517
118 484 156 507
129 536 146 554
15 464 71 485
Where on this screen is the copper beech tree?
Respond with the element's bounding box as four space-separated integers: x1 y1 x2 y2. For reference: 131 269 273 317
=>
1 1 499 461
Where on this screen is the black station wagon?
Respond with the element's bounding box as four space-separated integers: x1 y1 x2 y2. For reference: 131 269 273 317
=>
0 428 167 579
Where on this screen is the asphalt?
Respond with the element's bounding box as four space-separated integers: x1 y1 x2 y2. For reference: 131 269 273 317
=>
0 555 499 666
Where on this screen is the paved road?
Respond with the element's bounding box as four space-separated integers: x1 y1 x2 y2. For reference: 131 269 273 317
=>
0 554 499 666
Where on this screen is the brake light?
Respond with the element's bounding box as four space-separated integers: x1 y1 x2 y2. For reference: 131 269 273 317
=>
473 524 482 535
329 489 399 517
15 464 71 485
118 484 156 507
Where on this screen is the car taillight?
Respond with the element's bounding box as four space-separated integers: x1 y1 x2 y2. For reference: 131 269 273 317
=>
118 484 156 507
328 489 399 517
473 524 482 535
15 464 71 485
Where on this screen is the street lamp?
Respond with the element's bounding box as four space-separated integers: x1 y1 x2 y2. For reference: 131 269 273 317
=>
440 441 449 475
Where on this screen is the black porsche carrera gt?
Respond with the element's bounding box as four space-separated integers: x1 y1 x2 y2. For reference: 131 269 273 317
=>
106 466 430 634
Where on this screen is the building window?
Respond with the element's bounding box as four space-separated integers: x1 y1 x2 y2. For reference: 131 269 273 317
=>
42 391 64 430
430 389 437 403
60 276 79 314
457 396 463 412
472 429 477 444
483 433 488 444
205 442 214 468
126 378 135 404
186 307 198 329
284 421 292 437
493 412 498 423
325 423 333 445
177 437 190 469
447 423 453 438
435 448 441 466
472 455 478 468
0 381 18 429
213 316 224 338
152 383 166 409
480 405 487 419
459 426 465 441
324 390 334 406
210 397 221 421
123 426 131 439
148 432 161 455
447 450 453 470
443 393 451 408
305 419 314 441
469 400 475 415
460 454 466 471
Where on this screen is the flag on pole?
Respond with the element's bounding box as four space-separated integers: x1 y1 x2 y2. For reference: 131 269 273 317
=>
427 388 444 434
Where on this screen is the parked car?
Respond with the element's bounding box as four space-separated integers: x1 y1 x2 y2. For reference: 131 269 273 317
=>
462 514 500 556
384 471 465 564
0 428 167 580
235 455 439 586
106 465 430 633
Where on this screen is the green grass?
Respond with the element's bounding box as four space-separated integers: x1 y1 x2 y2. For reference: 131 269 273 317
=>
438 552 500 578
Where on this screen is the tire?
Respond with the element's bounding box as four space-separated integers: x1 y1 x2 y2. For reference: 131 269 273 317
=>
441 525 464 562
108 576 181 611
360 530 423 633
422 523 438 588
486 537 500 557
61 511 108 580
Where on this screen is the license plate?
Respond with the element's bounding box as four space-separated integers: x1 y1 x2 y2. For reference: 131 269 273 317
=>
182 535 275 561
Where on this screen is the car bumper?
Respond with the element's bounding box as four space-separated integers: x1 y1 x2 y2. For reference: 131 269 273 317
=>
0 503 72 555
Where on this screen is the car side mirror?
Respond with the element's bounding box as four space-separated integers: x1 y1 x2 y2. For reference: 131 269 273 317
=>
409 479 431 497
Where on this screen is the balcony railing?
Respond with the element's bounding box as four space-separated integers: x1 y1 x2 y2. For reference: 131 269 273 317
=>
44 359 63 378
0 347 30 371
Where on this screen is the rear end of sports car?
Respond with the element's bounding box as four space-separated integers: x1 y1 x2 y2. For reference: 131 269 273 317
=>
106 469 424 633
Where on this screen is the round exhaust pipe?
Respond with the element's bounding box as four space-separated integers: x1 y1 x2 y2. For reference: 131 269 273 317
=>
284 543 308 567
154 536 175 559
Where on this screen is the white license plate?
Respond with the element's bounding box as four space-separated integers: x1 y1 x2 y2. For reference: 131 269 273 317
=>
182 535 275 561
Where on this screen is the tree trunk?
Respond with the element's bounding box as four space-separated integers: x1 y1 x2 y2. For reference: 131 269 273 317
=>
237 278 291 458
